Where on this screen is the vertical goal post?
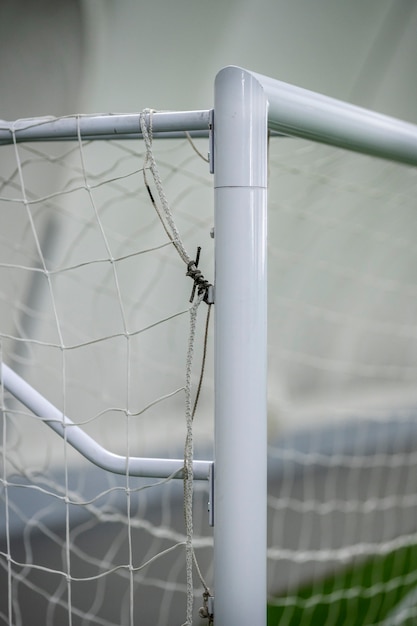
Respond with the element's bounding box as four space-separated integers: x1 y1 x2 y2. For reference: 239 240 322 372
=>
212 65 417 626
2 65 417 625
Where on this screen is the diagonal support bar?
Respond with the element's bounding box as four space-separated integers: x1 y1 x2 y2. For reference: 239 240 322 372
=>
1 363 212 481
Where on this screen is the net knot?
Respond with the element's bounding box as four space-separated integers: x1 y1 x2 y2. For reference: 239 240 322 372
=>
187 247 213 304
198 591 214 624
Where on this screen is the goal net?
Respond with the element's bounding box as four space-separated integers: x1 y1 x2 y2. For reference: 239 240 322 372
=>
0 115 214 625
2 77 417 626
266 136 417 625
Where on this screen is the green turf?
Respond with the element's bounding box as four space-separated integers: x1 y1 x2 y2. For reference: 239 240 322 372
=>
267 543 417 625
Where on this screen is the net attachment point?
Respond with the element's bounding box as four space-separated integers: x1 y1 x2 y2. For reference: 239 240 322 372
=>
208 108 214 174
187 246 214 304
199 591 214 623
208 461 214 527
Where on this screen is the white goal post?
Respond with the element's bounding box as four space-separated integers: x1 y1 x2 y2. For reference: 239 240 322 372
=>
213 66 417 626
1 66 417 626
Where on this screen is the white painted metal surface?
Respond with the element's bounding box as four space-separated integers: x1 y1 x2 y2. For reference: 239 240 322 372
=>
213 66 268 626
0 110 211 144
255 69 417 166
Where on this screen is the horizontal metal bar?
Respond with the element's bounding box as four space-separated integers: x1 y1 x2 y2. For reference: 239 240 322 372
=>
1 363 212 481
2 131 214 143
253 69 417 166
0 110 211 145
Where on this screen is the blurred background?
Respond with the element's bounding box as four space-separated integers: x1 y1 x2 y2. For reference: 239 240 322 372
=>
2 2 417 624
1 0 417 122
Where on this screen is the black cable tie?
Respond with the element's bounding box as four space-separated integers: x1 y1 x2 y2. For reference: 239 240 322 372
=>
187 247 213 304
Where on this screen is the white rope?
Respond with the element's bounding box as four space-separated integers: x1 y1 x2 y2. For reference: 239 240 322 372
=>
183 297 200 625
139 110 191 266
140 110 211 624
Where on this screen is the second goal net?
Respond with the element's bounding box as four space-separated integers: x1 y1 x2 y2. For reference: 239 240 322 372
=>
266 135 417 626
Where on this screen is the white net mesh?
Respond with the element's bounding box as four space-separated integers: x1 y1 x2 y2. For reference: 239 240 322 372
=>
0 118 214 625
2 112 417 626
267 137 417 625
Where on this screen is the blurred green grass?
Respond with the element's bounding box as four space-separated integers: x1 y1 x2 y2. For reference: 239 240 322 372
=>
267 543 417 625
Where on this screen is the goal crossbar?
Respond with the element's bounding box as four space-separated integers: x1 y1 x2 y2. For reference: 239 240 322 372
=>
0 110 211 144
1 72 417 167
255 69 417 166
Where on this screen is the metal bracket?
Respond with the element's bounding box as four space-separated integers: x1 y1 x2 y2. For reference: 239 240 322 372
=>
205 284 215 305
199 591 214 623
208 594 214 622
208 109 214 174
208 461 214 527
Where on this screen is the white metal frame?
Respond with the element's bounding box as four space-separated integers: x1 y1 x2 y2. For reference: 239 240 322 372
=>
213 67 268 625
2 65 417 625
211 65 417 625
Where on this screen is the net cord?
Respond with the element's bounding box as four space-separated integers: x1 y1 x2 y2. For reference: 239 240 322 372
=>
139 110 211 624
